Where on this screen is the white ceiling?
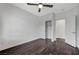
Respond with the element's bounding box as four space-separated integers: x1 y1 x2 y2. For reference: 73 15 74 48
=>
11 3 78 16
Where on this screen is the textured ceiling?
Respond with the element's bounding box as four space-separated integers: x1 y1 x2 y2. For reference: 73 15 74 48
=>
11 3 78 16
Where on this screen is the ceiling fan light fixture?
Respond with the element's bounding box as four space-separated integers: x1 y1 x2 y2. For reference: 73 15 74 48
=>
38 4 43 8
27 3 53 12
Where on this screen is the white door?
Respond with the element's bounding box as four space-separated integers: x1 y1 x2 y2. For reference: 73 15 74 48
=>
66 16 76 47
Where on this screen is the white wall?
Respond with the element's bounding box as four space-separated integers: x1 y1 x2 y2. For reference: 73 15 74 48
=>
55 4 79 49
76 5 79 48
56 6 77 47
38 5 79 48
33 6 78 47
0 4 41 51
38 13 55 41
38 13 53 39
56 19 65 38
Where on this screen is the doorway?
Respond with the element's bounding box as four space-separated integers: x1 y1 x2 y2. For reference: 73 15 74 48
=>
55 19 65 39
45 20 52 39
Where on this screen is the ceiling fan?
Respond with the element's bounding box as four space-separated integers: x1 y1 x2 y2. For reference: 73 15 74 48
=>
27 3 53 12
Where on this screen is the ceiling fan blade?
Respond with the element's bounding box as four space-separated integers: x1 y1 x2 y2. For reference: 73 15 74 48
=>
43 4 53 8
38 8 41 12
27 3 38 6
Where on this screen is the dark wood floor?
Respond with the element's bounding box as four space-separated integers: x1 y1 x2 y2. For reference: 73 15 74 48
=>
50 38 79 55
0 38 79 55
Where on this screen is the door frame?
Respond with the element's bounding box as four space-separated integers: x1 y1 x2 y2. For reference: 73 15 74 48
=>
55 18 66 39
45 20 52 39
